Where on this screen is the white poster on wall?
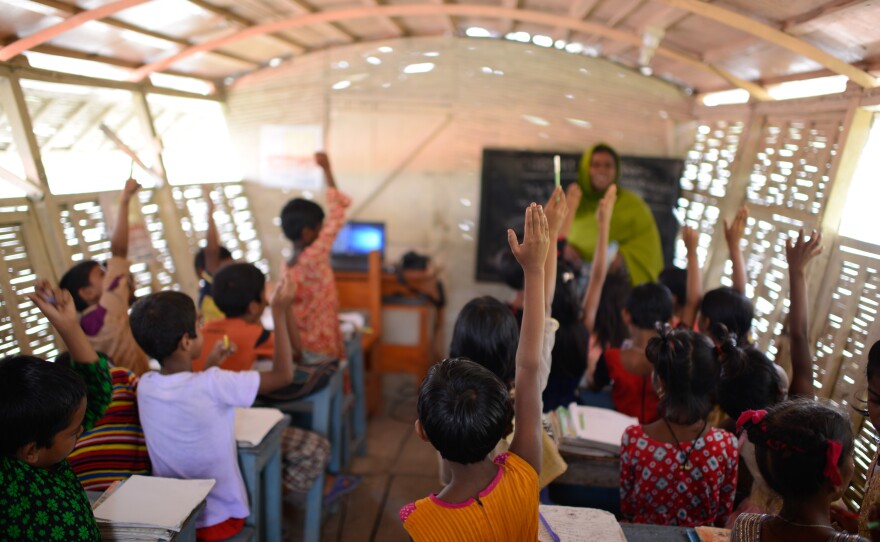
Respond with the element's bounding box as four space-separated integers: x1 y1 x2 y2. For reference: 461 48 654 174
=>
259 124 324 190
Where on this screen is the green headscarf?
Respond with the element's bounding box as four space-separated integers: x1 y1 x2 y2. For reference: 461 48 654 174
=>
566 143 663 286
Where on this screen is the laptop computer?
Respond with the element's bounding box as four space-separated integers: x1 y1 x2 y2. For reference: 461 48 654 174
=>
331 221 385 271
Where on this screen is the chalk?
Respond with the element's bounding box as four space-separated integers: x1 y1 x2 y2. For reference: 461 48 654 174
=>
553 155 561 187
223 335 229 350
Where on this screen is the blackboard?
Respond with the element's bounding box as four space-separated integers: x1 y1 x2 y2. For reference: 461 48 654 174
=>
476 148 683 282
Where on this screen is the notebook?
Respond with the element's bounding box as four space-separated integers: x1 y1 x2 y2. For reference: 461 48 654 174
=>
557 403 638 455
92 476 214 541
234 407 286 447
538 505 626 541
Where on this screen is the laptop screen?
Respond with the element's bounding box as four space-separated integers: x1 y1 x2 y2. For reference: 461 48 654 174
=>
331 221 385 258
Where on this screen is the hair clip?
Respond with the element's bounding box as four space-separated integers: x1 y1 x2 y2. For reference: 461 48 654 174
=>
824 439 843 486
735 409 767 434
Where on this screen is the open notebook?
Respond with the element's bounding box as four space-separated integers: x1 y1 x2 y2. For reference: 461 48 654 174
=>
556 403 638 455
538 505 626 541
235 407 286 447
92 476 214 541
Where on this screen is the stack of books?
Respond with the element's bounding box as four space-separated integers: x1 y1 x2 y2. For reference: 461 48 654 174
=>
550 403 638 456
91 476 214 541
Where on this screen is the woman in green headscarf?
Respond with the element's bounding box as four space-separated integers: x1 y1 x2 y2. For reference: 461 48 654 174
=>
566 143 663 286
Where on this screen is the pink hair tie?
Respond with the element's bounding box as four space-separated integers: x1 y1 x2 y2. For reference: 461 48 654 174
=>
824 440 843 486
735 409 768 434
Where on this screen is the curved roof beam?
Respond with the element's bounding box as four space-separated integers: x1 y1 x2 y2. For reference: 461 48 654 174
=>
127 3 771 99
655 0 877 89
0 0 153 62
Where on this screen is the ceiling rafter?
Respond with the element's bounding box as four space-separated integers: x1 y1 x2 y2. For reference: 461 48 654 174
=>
428 0 456 34
360 0 408 37
126 3 773 99
782 0 868 33
0 0 152 62
551 0 601 41
601 5 688 58
653 0 877 88
606 0 646 29
5 40 220 83
184 0 309 52
24 0 260 67
701 35 764 63
269 0 357 44
499 0 520 35
588 0 648 55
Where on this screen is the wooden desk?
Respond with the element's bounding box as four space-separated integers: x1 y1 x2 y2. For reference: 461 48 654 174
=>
555 448 621 489
237 414 289 542
335 262 443 412
620 523 692 541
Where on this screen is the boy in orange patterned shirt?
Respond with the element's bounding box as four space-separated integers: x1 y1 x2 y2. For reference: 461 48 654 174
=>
280 152 350 360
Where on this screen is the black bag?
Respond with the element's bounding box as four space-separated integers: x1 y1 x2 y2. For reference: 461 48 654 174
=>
256 359 339 403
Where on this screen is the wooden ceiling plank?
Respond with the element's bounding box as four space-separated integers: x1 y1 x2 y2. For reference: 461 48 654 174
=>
432 0 456 35
0 0 152 62
500 0 520 35
127 3 773 100
551 0 601 41
23 0 261 66
606 0 645 29
24 42 220 82
185 0 309 52
654 0 877 88
701 35 764 63
360 0 408 37
782 0 868 34
274 0 357 43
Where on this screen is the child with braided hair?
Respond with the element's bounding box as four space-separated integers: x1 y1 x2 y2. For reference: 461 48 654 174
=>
619 326 739 527
732 400 867 542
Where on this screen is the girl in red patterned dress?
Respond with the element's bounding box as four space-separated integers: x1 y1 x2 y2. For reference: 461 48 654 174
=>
619 327 739 526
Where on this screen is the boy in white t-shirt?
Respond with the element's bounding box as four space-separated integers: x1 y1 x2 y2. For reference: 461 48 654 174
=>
130 274 297 541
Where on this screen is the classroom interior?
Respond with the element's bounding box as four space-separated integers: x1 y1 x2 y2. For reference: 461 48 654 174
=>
3 0 880 540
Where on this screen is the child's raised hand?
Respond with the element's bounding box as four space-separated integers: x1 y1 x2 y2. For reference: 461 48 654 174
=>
122 177 141 201
314 152 331 170
206 192 216 215
544 186 568 236
785 229 823 274
204 338 237 369
682 225 699 253
597 184 617 230
28 279 78 331
269 270 296 310
566 183 582 212
723 205 748 248
507 203 550 272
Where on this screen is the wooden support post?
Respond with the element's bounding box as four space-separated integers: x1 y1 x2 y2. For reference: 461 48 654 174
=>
0 75 68 280
132 91 200 297
700 105 763 290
